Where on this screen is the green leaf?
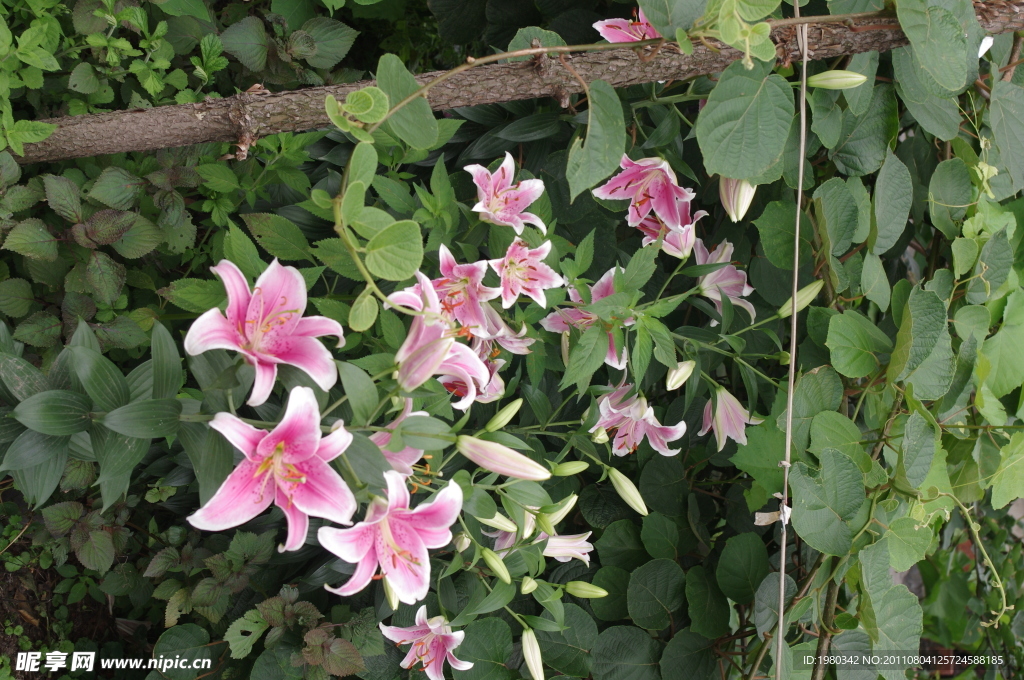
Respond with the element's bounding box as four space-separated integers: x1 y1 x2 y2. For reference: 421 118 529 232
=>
830 84 898 176
180 422 234 505
153 624 213 680
457 618 514 680
626 558 686 630
640 512 680 559
537 603 597 678
87 166 143 210
898 412 935 489
637 0 707 33
3 219 56 261
825 310 893 378
639 455 688 516
13 311 60 348
814 178 858 256
596 519 649 571
896 0 967 92
591 625 662 680
348 287 378 332
364 220 422 281
966 228 1012 304
888 287 955 400
991 80 1024 187
103 399 182 438
348 142 378 188
566 80 627 200
990 431 1024 509
85 251 126 306
71 346 130 412
789 448 865 556
591 565 630 621
303 17 358 69
76 529 115 573
151 322 182 400
224 609 269 659
336 361 377 426
158 0 210 20
883 517 932 571
558 325 609 393
376 53 437 150
929 158 972 239
220 16 269 72
716 532 770 604
858 540 923 680
696 59 794 181
861 252 890 311
732 422 786 501
224 224 266 279
0 278 34 318
778 366 843 452
111 216 163 259
14 390 91 435
67 62 101 95
196 163 239 192
872 150 912 253
271 0 314 29
345 86 389 125
0 429 69 472
160 278 226 314
685 565 729 638
241 213 312 262
844 51 878 116
42 174 82 222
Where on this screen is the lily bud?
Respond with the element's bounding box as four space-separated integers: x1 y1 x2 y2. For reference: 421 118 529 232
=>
382 576 399 611
521 576 538 594
560 331 570 366
485 398 523 432
666 360 696 390
565 581 609 598
521 628 545 680
608 467 648 516
591 427 609 444
719 177 757 223
552 461 589 476
457 436 551 481
546 494 578 525
807 70 868 90
777 351 791 366
476 512 518 533
536 512 557 537
778 279 824 318
481 547 511 584
453 532 472 552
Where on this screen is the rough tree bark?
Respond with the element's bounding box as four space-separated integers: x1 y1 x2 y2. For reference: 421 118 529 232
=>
17 0 1024 165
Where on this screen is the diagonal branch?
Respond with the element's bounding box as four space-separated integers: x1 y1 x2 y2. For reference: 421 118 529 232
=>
16 0 1024 165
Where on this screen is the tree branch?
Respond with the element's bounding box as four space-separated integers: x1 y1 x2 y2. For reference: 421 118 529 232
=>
16 0 1024 165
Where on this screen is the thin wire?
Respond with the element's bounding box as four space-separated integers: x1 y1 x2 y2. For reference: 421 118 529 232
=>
776 11 810 680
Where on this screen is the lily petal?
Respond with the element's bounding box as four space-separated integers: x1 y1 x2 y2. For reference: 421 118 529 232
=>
187 461 273 531
258 386 322 464
183 309 241 356
247 361 278 407
288 456 357 526
209 412 266 461
276 486 310 551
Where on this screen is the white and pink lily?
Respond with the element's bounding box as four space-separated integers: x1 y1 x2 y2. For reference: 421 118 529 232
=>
488 239 562 308
589 383 687 456
187 386 356 551
635 192 707 260
593 155 693 228
370 399 427 476
699 385 763 451
379 606 473 680
183 259 344 406
464 152 547 235
693 239 756 325
593 8 661 43
539 267 632 369
434 245 500 332
319 471 462 605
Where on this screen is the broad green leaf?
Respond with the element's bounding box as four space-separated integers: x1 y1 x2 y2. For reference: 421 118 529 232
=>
898 412 935 489
639 455 688 516
872 150 912 253
0 429 69 472
348 287 378 332
13 390 91 435
536 604 597 678
91 425 150 485
991 80 1024 187
240 213 312 262
896 0 967 92
336 361 378 426
220 16 269 72
627 558 686 630
85 251 125 306
929 158 971 239
161 278 226 314
716 532 770 604
732 422 786 501
223 224 266 279
13 312 61 348
153 624 214 680
696 59 794 181
753 573 796 637
637 0 708 34
844 51 878 116
861 252 890 311
596 519 649 571
966 228 1012 304
752 200 813 269
830 84 898 176
591 625 662 680
659 630 717 679
180 422 234 505
348 142 378 188
111 216 162 259
71 346 130 412
151 322 182 400
858 540 923 680
377 53 438 150
981 292 1024 397
888 287 955 400
224 609 268 660
87 166 143 210
566 80 626 200
0 353 50 400
364 220 422 281
789 448 865 556
3 219 57 261
776 366 843 452
825 310 893 378
990 431 1024 509
685 565 728 638
884 517 932 570
102 399 182 438
76 529 115 573
303 18 358 69
0 278 34 317
814 178 857 256
559 325 610 393
159 0 210 20
591 566 630 621
457 618 514 680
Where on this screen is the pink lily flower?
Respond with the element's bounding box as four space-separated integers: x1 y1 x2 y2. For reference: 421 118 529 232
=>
379 605 474 680
593 8 661 43
441 353 505 405
693 239 756 325
589 383 687 456
464 152 547 235
320 471 463 605
540 267 631 369
184 259 344 407
488 239 563 308
593 155 693 228
636 194 707 259
369 399 427 476
481 305 535 354
434 245 500 333
699 385 763 451
187 387 356 551
391 272 491 410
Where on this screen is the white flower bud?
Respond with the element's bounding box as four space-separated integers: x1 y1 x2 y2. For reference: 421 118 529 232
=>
476 512 518 533
485 398 523 432
719 177 756 223
591 427 609 444
453 532 472 552
481 547 511 584
545 494 577 525
807 70 869 90
608 468 648 516
565 581 608 598
521 576 538 594
552 461 589 476
666 360 696 390
521 628 545 680
778 280 824 318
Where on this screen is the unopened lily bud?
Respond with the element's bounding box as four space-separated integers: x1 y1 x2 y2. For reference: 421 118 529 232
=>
453 532 472 552
807 70 868 90
666 360 696 390
777 351 791 365
719 177 756 223
521 576 538 594
382 576 399 611
481 547 511 584
591 427 609 444
778 280 824 318
485 398 523 432
553 461 589 476
457 436 551 481
521 628 545 680
565 581 609 598
546 494 577 525
536 513 556 537
608 468 648 516
561 331 570 366
476 512 518 533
